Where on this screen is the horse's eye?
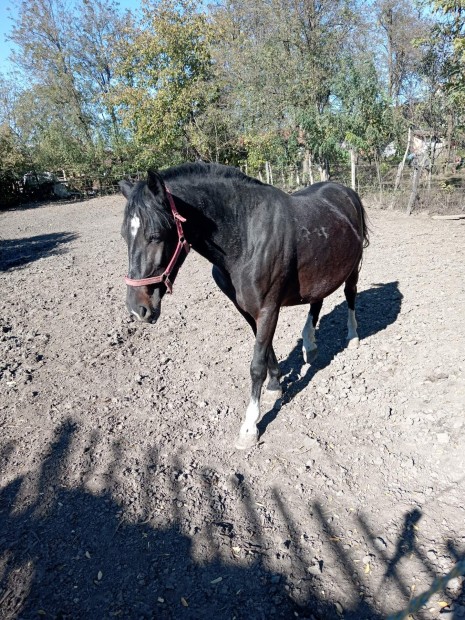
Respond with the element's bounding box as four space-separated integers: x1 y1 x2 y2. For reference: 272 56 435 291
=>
148 235 161 243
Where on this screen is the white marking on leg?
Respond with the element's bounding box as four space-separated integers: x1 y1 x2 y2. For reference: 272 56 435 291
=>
130 215 140 238
239 398 260 437
302 312 317 362
347 308 359 347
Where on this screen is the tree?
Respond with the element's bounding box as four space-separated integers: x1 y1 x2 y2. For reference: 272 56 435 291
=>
430 0 465 104
333 56 393 187
211 0 361 176
373 0 428 105
9 0 93 142
7 0 133 173
110 0 214 167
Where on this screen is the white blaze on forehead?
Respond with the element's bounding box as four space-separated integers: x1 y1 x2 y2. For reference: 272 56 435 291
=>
130 215 140 238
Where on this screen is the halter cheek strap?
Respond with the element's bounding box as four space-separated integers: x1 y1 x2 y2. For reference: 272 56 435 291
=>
124 189 190 293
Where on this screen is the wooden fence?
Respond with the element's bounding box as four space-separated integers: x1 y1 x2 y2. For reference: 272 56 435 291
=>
1 161 464 215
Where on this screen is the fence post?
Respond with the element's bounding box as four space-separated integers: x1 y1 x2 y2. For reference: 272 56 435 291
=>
350 148 356 191
407 160 422 215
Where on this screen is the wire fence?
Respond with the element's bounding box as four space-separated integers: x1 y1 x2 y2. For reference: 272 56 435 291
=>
1 161 464 214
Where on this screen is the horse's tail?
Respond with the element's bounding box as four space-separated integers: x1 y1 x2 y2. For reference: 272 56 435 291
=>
346 185 370 250
360 200 370 249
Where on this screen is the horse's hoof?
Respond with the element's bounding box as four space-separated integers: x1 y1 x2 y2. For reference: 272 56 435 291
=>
304 347 318 364
235 431 259 450
263 388 283 404
347 337 360 349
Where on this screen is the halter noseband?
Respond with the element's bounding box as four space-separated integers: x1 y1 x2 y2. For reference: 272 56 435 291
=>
124 189 190 293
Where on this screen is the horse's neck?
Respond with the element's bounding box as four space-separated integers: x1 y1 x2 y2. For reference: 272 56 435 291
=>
174 179 242 268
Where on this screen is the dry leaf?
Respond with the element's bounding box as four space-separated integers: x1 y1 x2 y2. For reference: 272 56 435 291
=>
364 563 371 574
85 551 91 559
157 597 164 603
438 601 450 608
210 577 223 584
97 571 103 581
181 597 189 607
232 546 241 554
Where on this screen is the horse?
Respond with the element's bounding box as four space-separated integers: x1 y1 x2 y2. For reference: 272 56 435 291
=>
119 163 369 450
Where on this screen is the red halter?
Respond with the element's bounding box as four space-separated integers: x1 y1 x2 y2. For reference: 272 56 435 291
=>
124 189 190 293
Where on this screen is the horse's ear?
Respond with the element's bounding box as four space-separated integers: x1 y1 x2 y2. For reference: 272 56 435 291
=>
119 179 133 199
147 169 166 197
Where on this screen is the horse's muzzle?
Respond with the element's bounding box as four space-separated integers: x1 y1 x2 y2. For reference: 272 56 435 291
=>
129 304 160 324
126 287 161 324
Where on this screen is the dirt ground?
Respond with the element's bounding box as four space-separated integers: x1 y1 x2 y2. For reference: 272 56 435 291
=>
1 194 464 620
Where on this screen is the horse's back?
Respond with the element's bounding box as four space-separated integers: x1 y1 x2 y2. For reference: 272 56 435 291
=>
292 181 368 246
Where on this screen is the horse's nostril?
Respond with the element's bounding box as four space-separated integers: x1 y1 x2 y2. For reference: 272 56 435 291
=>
139 305 149 319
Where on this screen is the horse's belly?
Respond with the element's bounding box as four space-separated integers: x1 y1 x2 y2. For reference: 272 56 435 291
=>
284 244 361 306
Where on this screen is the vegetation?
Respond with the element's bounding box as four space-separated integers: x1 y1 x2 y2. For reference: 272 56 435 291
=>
0 0 464 204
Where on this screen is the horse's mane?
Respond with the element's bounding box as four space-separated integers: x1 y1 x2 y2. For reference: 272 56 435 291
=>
124 163 264 239
161 162 264 187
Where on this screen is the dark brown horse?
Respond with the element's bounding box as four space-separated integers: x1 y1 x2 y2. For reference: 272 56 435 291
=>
120 163 369 449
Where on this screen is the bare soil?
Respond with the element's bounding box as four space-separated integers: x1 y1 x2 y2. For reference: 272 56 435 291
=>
1 195 464 620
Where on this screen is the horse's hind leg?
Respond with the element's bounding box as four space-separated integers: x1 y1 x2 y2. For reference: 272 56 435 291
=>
264 347 282 402
302 300 323 364
344 263 360 348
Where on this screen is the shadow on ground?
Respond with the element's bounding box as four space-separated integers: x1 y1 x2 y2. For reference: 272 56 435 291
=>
0 232 78 271
1 419 463 619
259 281 402 435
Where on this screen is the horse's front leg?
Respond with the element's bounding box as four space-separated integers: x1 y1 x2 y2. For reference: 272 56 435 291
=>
236 309 279 450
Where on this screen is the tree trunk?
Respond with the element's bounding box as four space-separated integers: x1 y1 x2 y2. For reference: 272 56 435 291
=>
445 112 453 173
308 153 314 185
393 127 412 192
302 149 309 183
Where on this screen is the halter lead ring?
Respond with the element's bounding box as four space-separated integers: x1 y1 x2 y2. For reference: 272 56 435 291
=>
124 189 190 293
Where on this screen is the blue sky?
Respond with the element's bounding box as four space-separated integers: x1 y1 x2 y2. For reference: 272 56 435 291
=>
0 0 15 72
0 0 142 74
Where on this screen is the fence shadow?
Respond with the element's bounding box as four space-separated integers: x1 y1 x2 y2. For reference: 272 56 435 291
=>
259 281 402 435
1 419 462 620
0 232 78 271
0 421 330 619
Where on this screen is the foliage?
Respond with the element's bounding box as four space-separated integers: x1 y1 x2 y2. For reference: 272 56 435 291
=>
0 123 28 173
333 57 394 158
431 0 465 104
0 0 464 190
109 0 214 166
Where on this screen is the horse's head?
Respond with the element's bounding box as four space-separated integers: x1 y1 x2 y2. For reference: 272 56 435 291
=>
120 170 188 324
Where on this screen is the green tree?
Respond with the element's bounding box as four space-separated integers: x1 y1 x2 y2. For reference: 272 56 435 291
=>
430 0 465 104
335 57 393 157
7 0 132 173
373 0 428 105
110 0 214 167
211 0 361 175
